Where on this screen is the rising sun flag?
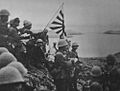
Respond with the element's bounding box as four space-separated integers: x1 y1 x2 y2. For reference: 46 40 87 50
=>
44 3 67 39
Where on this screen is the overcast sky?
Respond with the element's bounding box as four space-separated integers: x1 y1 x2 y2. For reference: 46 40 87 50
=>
0 0 120 33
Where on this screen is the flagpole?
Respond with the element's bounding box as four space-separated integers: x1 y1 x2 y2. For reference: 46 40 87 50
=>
43 3 64 55
43 3 64 31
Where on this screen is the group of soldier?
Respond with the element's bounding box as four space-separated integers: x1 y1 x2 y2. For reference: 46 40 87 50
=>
0 8 80 91
0 8 49 65
0 9 52 91
45 37 120 91
0 8 119 91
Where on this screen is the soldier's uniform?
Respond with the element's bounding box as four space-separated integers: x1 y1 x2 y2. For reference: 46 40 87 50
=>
54 50 70 91
8 18 26 63
8 27 20 45
29 39 47 68
0 9 10 47
90 66 104 91
68 42 79 59
52 39 72 91
68 50 79 59
103 64 120 91
33 29 49 53
8 18 20 46
19 20 33 36
102 54 120 91
67 42 79 91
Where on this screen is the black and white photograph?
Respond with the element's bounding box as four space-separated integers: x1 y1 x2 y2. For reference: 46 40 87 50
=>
0 0 119 91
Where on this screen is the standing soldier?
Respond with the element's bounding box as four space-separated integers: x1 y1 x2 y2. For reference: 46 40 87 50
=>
19 20 33 36
34 29 49 53
19 20 33 53
8 17 20 47
90 66 104 91
38 29 49 45
69 42 79 59
8 18 25 63
0 9 10 47
18 20 33 66
103 54 120 91
90 82 103 91
52 39 73 91
66 42 80 91
29 39 47 69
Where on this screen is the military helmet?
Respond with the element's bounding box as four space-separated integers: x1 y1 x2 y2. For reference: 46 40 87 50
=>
0 47 9 55
23 20 32 27
8 61 28 76
90 82 103 91
9 17 20 25
0 9 10 16
72 42 79 47
58 39 68 48
0 66 24 85
36 39 43 43
0 52 17 69
106 54 116 65
91 66 102 77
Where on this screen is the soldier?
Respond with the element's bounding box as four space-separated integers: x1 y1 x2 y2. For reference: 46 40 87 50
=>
8 17 20 47
68 42 79 59
66 42 79 78
8 18 26 63
19 20 34 66
23 20 32 33
103 54 120 91
38 29 49 45
90 65 104 91
19 20 33 36
29 39 47 69
0 9 10 47
66 42 79 91
33 29 49 53
0 66 25 91
53 39 73 91
90 82 103 91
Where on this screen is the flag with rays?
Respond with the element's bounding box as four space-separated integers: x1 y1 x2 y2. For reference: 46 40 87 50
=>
47 4 67 39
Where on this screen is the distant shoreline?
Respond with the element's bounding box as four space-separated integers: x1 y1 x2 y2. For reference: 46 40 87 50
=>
103 30 120 34
49 32 83 38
